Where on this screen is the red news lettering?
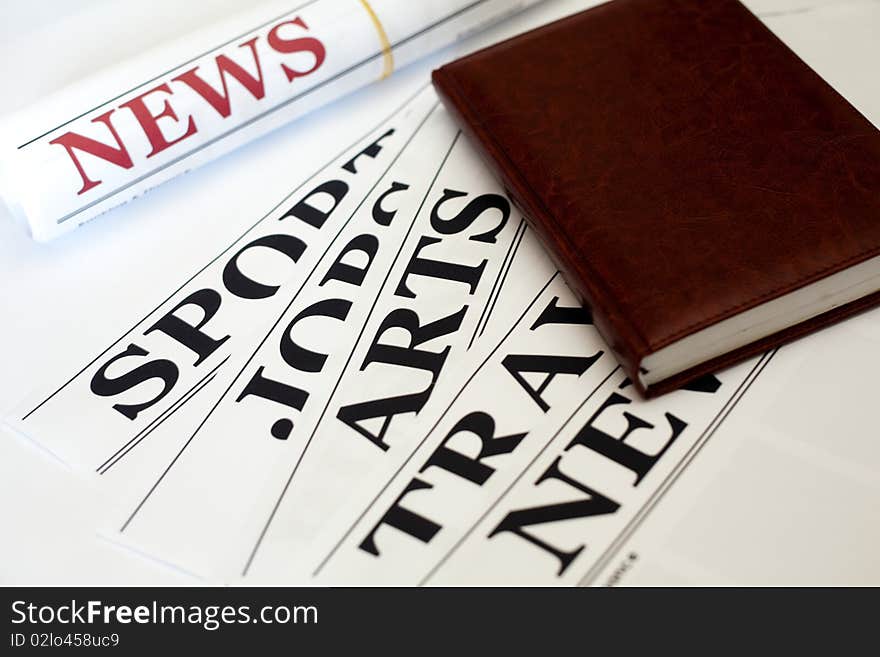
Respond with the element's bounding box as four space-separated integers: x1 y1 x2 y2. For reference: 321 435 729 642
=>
173 37 266 118
48 110 134 195
50 16 326 196
267 17 326 82
118 82 198 158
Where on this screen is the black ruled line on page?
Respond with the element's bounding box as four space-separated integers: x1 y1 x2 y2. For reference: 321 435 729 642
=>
20 81 433 425
240 129 464 577
467 218 525 350
312 271 560 578
577 349 778 587
119 100 441 534
419 363 621 586
477 221 527 340
96 355 229 474
30 0 491 225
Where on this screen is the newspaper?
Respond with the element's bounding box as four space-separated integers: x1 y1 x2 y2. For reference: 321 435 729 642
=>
0 0 541 241
8 86 537 579
106 91 529 577
305 274 767 585
9 85 445 471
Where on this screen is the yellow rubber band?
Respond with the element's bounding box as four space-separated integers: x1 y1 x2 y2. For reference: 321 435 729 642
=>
358 0 395 80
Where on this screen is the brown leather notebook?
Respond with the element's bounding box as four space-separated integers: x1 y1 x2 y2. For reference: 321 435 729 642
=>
433 0 880 397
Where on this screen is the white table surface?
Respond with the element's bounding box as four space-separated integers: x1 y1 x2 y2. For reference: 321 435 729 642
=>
1 0 878 585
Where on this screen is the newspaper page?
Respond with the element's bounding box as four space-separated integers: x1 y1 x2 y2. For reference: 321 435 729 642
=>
100 91 531 579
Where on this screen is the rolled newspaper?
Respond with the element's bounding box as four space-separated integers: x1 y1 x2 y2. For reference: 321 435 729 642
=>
0 0 541 241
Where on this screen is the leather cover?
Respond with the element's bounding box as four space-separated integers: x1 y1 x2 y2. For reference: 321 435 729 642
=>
432 0 880 397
